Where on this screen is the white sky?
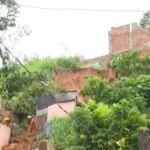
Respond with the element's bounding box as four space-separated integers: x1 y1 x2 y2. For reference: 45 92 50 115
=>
10 0 149 59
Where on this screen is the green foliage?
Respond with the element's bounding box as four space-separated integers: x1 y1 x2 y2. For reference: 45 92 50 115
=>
139 11 150 29
50 118 77 150
81 76 150 111
24 56 80 73
80 76 110 103
49 51 150 150
50 100 149 150
108 51 150 77
0 0 19 65
0 56 80 115
0 0 18 31
0 70 47 114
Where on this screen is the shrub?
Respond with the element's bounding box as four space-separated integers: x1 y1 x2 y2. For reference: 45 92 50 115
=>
81 76 149 111
50 100 149 150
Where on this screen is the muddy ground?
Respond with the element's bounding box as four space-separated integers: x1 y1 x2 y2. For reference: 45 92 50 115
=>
3 130 38 150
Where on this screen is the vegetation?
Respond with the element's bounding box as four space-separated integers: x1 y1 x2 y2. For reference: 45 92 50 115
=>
0 0 19 65
48 51 150 150
50 100 149 150
23 56 80 73
0 0 18 31
139 11 150 29
108 51 150 77
0 56 80 115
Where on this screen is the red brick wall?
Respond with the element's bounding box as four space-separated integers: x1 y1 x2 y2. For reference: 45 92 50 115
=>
132 29 150 50
111 24 130 54
110 23 150 54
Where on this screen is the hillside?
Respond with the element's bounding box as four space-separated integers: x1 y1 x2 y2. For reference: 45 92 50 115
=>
54 68 103 102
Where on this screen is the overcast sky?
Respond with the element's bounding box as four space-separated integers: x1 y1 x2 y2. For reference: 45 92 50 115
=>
10 0 149 59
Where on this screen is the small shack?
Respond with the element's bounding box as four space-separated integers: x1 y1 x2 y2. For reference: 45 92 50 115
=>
36 91 77 132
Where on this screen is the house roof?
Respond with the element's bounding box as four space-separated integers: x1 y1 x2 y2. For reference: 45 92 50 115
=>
36 91 77 110
36 95 55 110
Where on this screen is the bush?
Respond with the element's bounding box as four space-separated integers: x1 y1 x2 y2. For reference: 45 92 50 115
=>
108 51 150 77
81 76 149 111
24 56 80 73
50 118 77 150
50 100 149 150
0 56 80 115
49 75 150 150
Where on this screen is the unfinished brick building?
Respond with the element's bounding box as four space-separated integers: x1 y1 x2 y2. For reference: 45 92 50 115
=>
81 23 150 79
109 23 150 55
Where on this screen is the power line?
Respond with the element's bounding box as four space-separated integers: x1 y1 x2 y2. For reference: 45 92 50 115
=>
20 5 149 12
0 41 69 115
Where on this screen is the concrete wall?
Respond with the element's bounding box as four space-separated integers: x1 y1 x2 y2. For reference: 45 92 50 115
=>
37 114 47 133
0 124 11 149
47 101 76 121
139 129 150 150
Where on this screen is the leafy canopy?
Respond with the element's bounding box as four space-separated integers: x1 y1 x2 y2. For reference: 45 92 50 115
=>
0 0 18 31
108 51 150 77
81 75 150 111
139 11 150 29
50 100 149 150
47 51 150 150
0 56 80 115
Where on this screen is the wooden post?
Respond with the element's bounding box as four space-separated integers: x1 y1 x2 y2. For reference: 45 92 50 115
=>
39 140 55 150
39 140 47 150
139 129 150 150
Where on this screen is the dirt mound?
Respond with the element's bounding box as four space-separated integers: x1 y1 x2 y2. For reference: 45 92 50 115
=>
54 68 102 102
3 130 37 150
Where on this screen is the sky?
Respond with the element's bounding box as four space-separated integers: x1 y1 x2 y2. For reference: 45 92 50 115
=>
5 0 149 59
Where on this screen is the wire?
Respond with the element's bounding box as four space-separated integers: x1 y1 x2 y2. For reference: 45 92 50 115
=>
20 5 149 12
0 41 69 115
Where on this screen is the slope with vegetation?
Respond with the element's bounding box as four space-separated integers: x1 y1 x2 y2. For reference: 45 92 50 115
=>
0 56 80 116
47 50 150 150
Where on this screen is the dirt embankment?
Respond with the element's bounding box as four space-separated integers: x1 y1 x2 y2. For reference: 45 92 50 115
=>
0 108 37 150
3 130 37 150
54 68 103 102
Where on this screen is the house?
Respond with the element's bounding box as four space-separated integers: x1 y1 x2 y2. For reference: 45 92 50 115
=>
36 91 77 132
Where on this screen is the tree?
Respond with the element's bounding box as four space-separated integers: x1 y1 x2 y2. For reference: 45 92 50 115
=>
0 0 18 31
1 24 32 65
50 100 149 150
0 0 19 65
139 11 150 29
0 57 80 115
80 76 148 111
108 51 150 77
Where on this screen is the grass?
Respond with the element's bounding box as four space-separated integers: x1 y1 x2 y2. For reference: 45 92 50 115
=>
21 56 80 73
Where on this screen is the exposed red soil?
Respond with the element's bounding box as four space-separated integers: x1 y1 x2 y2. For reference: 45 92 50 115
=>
54 68 103 102
3 130 37 150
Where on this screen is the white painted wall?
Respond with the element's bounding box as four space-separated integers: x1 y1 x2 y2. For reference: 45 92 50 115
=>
0 124 11 149
47 101 76 121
